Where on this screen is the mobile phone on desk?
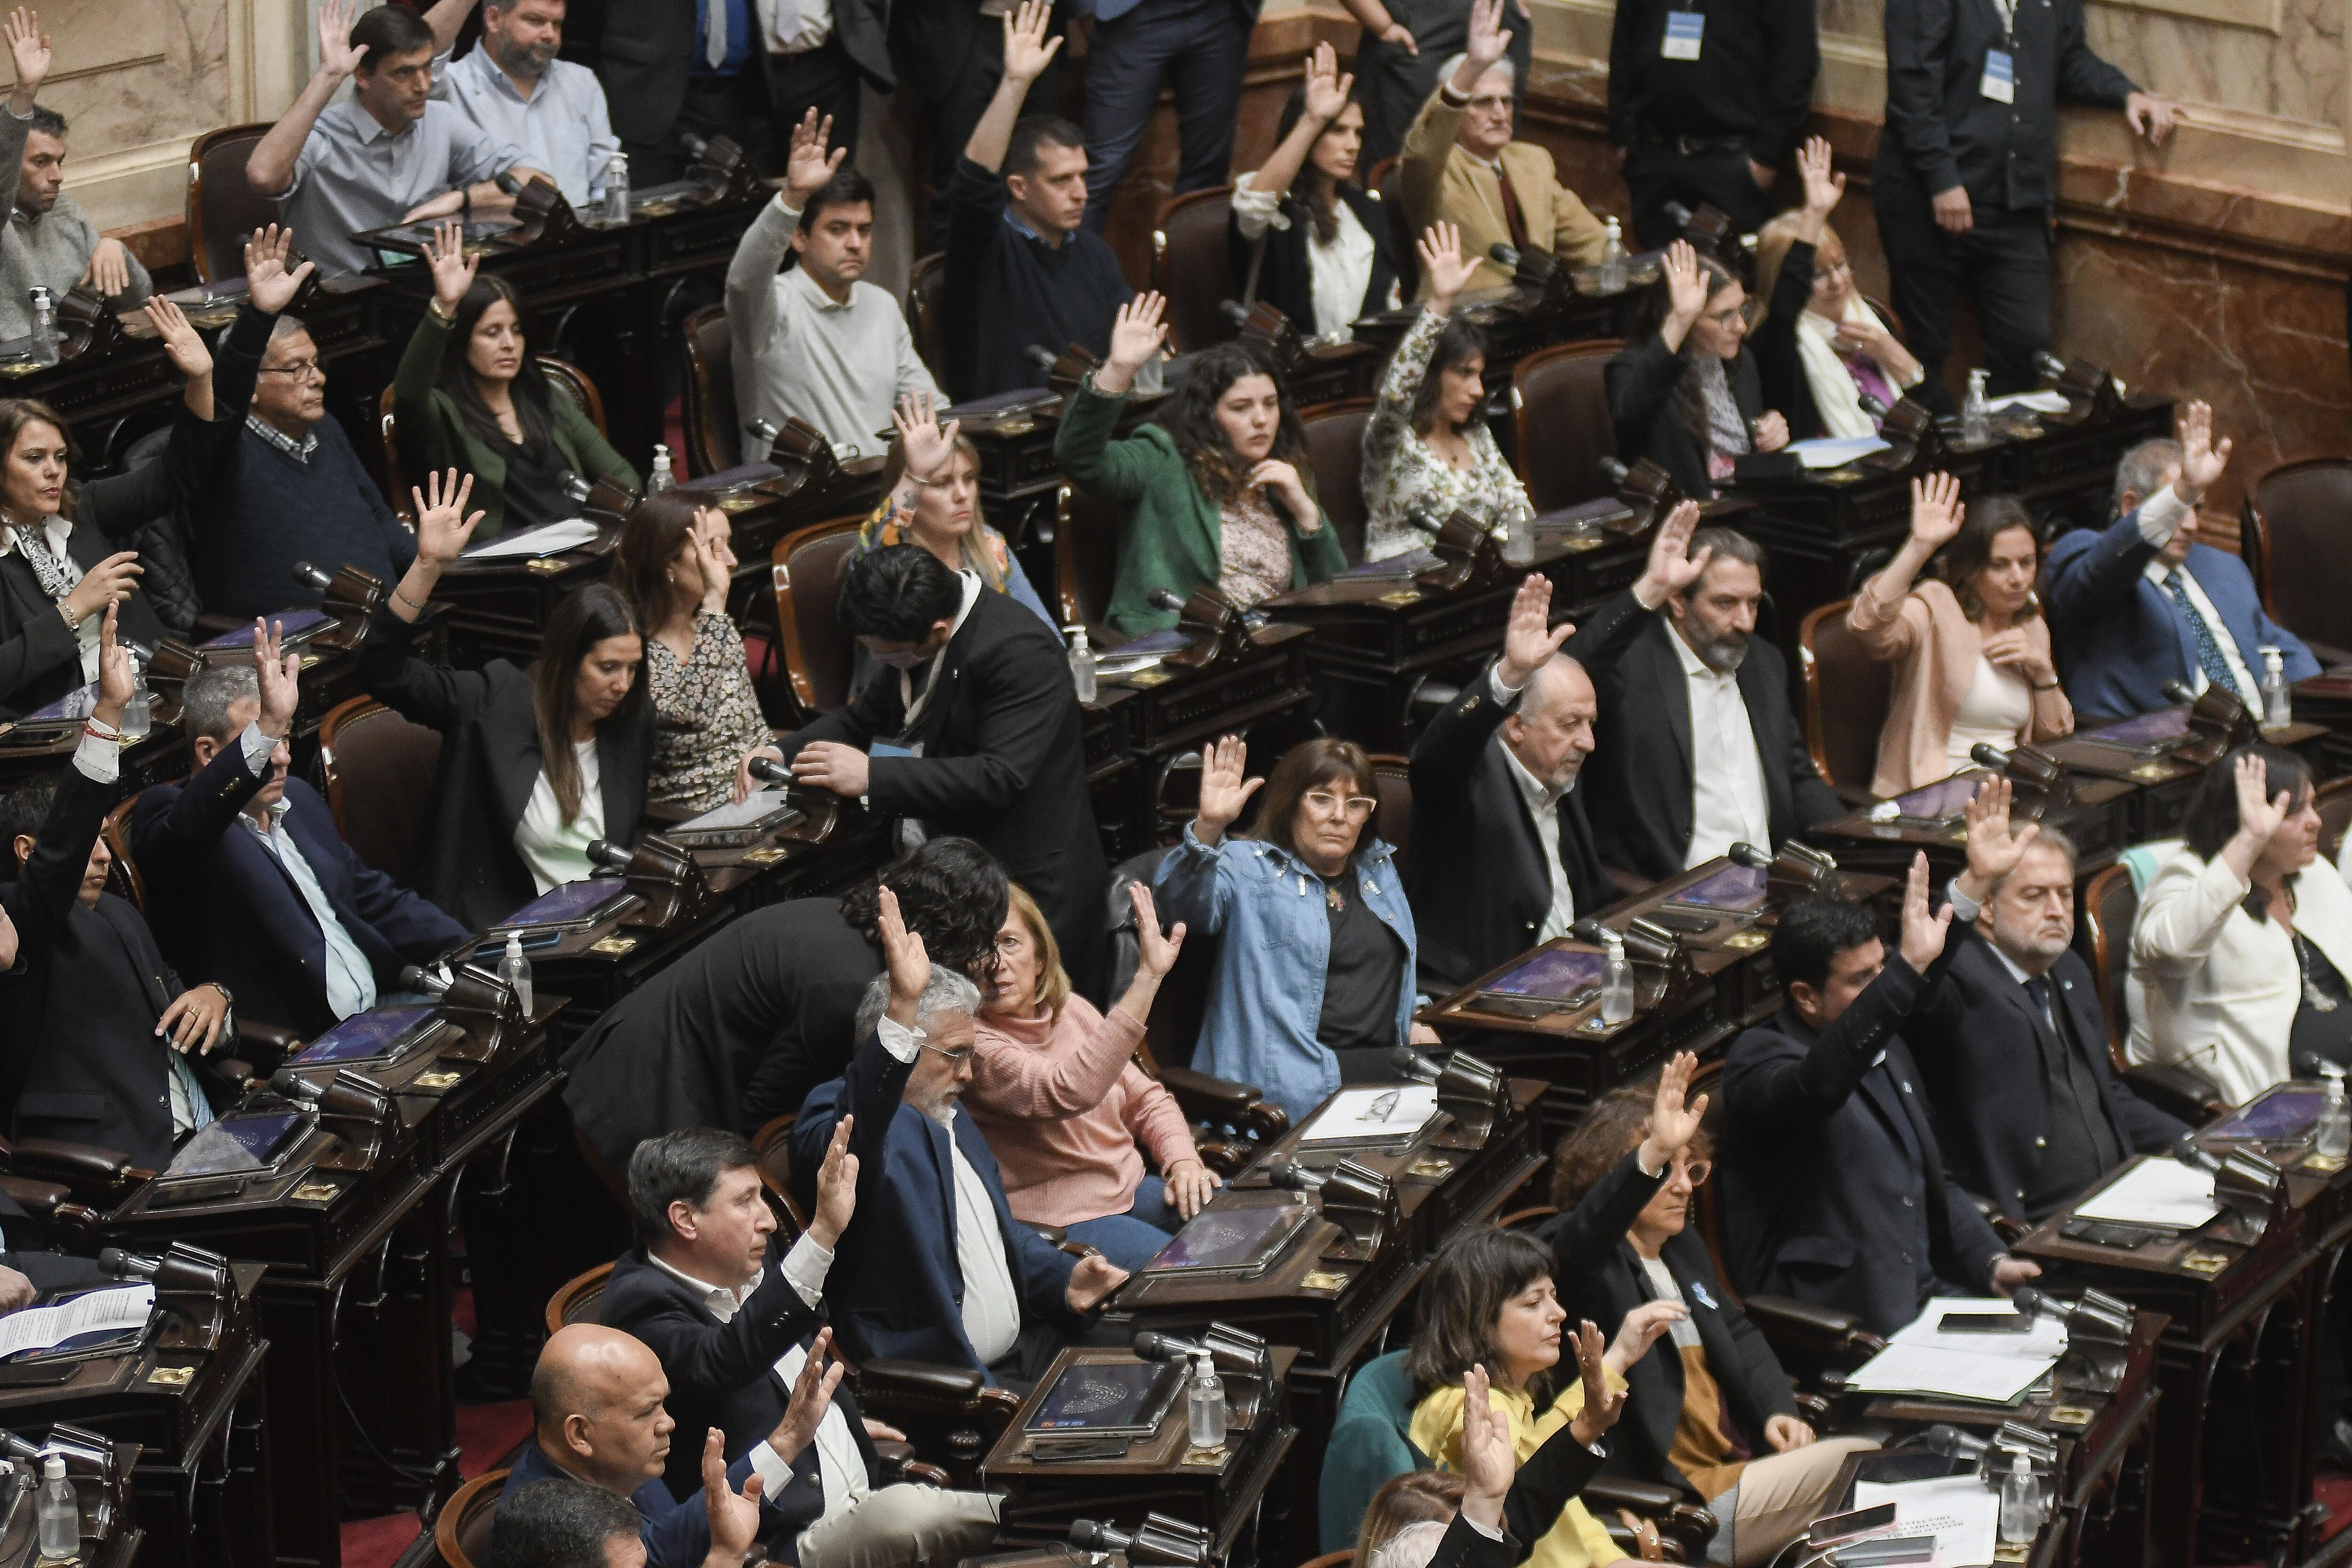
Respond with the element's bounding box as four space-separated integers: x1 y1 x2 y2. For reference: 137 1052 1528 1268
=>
1939 1311 2034 1333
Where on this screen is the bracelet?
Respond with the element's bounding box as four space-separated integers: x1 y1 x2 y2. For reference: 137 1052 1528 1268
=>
427 298 456 326
392 584 430 614
56 601 78 629
82 718 124 743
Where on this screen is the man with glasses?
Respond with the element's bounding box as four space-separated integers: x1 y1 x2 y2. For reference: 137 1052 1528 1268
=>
1398 0 1609 298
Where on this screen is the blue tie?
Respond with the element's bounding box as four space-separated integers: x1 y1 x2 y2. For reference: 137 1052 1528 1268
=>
2162 569 2250 709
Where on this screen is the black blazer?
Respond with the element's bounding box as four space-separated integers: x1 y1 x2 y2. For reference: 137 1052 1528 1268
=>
1406 673 1613 997
1230 184 1401 336
1413 1415 1616 1568
1908 920 2186 1222
354 603 653 932
1604 334 1763 502
1746 241 1842 444
1568 589 1840 884
783 589 1107 994
598 1235 863 1516
0 305 270 719
596 4 892 145
1718 953 2008 1337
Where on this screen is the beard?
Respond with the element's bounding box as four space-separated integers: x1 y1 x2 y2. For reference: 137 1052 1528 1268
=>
493 34 557 78
1692 630 1749 673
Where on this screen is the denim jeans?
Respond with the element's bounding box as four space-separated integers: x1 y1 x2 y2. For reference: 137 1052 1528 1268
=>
1063 1175 1181 1270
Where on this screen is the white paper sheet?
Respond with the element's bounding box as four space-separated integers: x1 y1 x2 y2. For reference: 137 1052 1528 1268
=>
0 1283 152 1359
461 519 601 559
1891 1296 2068 1361
1788 436 1893 469
2073 1156 2219 1229
1989 390 2073 414
1852 1475 2002 1566
1297 1085 1440 1144
677 789 794 832
1843 1342 2057 1403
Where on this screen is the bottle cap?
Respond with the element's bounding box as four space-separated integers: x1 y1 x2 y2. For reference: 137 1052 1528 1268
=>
41 1456 60 1480
505 931 523 956
1193 1350 1214 1375
2010 1453 2030 1476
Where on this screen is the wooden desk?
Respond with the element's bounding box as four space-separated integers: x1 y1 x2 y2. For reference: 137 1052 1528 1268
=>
2288 672 2352 780
428 526 620 669
1803 769 2141 885
2041 713 2331 844
1996 398 2174 534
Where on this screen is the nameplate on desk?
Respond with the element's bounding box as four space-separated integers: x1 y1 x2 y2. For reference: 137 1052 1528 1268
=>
1140 1200 1313 1278
1375 589 1424 608
590 934 640 956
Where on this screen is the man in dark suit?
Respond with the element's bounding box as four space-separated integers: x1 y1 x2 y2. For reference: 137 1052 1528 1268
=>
130 624 467 1040
0 611 236 1170
790 890 1126 1386
1720 857 2034 1337
1571 503 1841 884
772 544 1107 998
1911 780 2186 1224
1408 573 1612 996
2045 402 2318 726
600 1124 1001 1566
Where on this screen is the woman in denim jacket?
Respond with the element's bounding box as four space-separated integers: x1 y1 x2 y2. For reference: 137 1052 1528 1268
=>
1153 733 1441 1123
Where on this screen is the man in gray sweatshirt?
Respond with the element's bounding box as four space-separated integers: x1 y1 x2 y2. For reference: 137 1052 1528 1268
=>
0 12 151 342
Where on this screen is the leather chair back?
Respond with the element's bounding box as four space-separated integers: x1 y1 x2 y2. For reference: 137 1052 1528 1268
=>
1055 483 1122 635
2320 776 2352 865
377 385 406 520
184 124 275 286
2242 458 2352 655
1369 752 1411 881
539 356 608 437
769 517 868 718
1797 599 1891 794
318 696 444 884
751 1114 810 1233
1109 846 1220 1070
2079 862 2137 1070
683 304 740 477
432 1468 509 1568
907 253 950 387
542 1264 613 1337
1151 187 1240 353
1511 340 1625 512
101 796 144 913
1303 398 1375 565
1367 158 1418 300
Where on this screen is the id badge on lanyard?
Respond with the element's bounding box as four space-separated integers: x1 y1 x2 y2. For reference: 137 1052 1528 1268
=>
1981 0 2016 103
1662 10 1704 59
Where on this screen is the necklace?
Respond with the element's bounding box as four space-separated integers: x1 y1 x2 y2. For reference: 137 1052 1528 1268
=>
1325 879 1345 912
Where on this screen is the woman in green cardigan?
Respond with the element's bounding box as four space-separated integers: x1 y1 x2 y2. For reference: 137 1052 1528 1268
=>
397 220 639 540
1055 291 1346 639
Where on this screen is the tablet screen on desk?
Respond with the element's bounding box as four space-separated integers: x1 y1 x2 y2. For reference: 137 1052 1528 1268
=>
1666 865 1769 911
165 1110 310 1179
1143 1202 1311 1275
1889 774 1986 821
1023 1359 1184 1435
292 1006 439 1067
201 610 331 648
2208 1087 2322 1143
1483 948 1605 1000
2082 708 2191 749
493 879 632 932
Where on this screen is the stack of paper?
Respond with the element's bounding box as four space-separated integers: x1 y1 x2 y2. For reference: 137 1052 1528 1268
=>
1851 1474 2002 1566
2074 1157 2220 1230
0 1283 152 1360
1297 1085 1440 1144
1989 390 2074 414
462 519 602 559
1845 1296 2066 1404
1788 436 1892 470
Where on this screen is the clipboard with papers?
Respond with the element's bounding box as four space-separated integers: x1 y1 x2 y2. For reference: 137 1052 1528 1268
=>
1843 1297 2066 1405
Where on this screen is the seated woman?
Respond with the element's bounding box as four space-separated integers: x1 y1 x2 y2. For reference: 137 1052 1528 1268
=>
1360 222 1534 562
1605 240 1788 500
852 391 1054 628
1228 43 1402 344
400 222 639 542
966 882 1221 1270
1547 1083 1879 1568
1358 1472 1467 1564
1847 477 2071 796
2131 748 2352 1104
1751 138 1928 440
1153 733 1432 1124
1407 1225 1669 1568
609 494 771 812
1055 293 1345 639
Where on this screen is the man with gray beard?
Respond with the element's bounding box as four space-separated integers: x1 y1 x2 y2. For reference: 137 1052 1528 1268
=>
432 0 619 211
1567 503 1839 883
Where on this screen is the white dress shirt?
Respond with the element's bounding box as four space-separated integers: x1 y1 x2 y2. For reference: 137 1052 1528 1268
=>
758 0 837 55
875 1013 1023 1365
1488 665 1576 940
770 1341 871 1533
2130 485 2259 710
0 515 95 681
516 738 603 893
1229 173 1393 342
1669 626 1770 867
433 48 619 210
231 722 376 1019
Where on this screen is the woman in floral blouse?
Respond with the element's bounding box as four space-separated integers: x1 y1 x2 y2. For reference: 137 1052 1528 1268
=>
1360 222 1534 562
609 494 771 811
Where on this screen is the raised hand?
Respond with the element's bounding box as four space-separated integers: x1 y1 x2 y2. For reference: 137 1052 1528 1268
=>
91 603 131 730
1603 1297 1687 1375
411 469 485 565
1898 851 1955 971
244 223 316 316
424 219 479 312
1066 1251 1128 1311
1796 135 1843 217
1106 292 1170 374
1192 733 1262 845
783 106 848 208
1000 0 1061 87
253 618 302 738
700 1429 764 1568
1957 775 2039 905
144 297 213 382
1416 220 1479 312
2226 751 2292 869
4 8 49 103
1661 240 1708 331
876 884 932 1022
893 390 962 484
1302 42 1352 122
1462 0 1511 73
1131 883 1185 980
1497 573 1572 688
1637 1051 1707 1169
769 1328 845 1463
807 1114 859 1250
1631 499 1708 609
1908 471 1965 551
316 0 363 79
1458 1364 1516 1530
1563 1321 1626 1445
2173 399 2231 504
61 552 142 627
691 526 732 614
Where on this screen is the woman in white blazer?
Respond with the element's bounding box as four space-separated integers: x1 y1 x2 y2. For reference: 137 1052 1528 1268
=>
2129 746 2352 1105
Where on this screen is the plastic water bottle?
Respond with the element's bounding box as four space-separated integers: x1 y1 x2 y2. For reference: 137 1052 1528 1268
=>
26 286 58 368
1998 1454 2042 1544
120 650 151 740
1066 625 1097 704
1502 508 1534 567
1186 1351 1227 1451
36 1455 74 1561
2317 1064 2350 1161
2262 646 2291 734
1597 217 1627 294
600 153 631 226
497 931 535 1016
647 445 675 494
1599 930 1634 1025
1962 369 1991 447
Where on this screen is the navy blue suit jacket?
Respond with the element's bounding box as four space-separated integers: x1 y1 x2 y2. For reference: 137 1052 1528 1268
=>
131 745 468 1038
506 1439 771 1568
2044 508 2319 724
791 1032 1079 1377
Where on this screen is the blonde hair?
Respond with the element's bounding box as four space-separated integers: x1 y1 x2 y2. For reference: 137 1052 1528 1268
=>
1005 883 1073 1021
1753 210 1845 319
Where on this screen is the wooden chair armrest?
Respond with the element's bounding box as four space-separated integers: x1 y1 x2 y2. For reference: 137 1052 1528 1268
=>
0 1176 71 1218
1159 1066 1289 1143
1585 1476 1715 1564
2122 1062 2230 1128
8 1138 145 1194
1741 1294 1889 1370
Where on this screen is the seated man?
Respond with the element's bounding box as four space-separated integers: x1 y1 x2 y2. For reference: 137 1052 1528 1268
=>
1398 0 1608 298
431 0 618 213
727 113 935 460
1911 781 2188 1223
1719 858 2037 1336
791 888 1127 1386
1573 504 1840 883
130 628 468 1039
940 0 1132 400
1408 573 1611 997
491 1477 657 1568
0 611 235 1170
508 1322 826 1568
2045 402 2318 725
602 1126 1001 1565
0 16 150 341
246 1 537 279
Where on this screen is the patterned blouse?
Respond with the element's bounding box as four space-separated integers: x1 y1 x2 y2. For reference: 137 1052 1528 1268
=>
1217 489 1295 607
645 610 770 812
1360 307 1534 562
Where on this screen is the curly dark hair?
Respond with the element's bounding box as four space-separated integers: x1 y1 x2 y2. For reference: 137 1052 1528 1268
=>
1410 1224 1560 1403
1548 1081 1712 1211
1151 342 1318 511
837 836 1009 983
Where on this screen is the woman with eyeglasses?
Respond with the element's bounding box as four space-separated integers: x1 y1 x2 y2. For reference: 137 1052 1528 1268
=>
1605 239 1789 501
1752 138 1931 441
1543 1070 1878 1567
1152 733 1435 1124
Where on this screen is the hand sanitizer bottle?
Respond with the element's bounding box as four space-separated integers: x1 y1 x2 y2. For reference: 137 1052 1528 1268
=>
36 1455 75 1561
1598 217 1627 294
1066 625 1097 703
2317 1064 2350 1161
1503 508 1534 567
1998 1454 2042 1543
647 444 675 493
601 153 631 226
1186 1350 1227 1451
498 931 535 1016
2261 646 2291 734
27 286 58 368
121 649 152 740
1962 368 1991 446
1599 930 1634 1025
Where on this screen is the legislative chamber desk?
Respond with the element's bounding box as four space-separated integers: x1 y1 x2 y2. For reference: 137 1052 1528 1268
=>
983 1345 1301 1567
1112 1076 1546 1560
2014 1081 2352 1568
0 1437 143 1568
1804 767 2142 886
2042 708 2335 844
0 1263 272 1568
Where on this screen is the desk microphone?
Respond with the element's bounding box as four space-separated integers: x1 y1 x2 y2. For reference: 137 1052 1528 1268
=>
2035 350 2070 381
1147 588 1188 615
1596 455 1631 488
1661 201 1695 234
1263 1157 1327 1192
270 1068 322 1108
1131 1330 1206 1363
98 1245 229 1294
747 755 792 787
1568 917 1614 947
292 561 333 595
2168 1128 2224 1175
1857 391 1891 421
398 964 452 998
1728 841 1773 872
2162 679 2199 707
1971 742 2012 771
676 130 711 159
1389 1045 1442 1084
1488 242 1521 270
585 839 633 872
0 1430 35 1466
1022 343 1062 375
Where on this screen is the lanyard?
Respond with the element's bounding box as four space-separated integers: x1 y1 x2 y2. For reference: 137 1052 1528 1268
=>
1987 0 2016 46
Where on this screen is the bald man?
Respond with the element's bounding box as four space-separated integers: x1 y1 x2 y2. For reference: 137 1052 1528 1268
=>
1408 574 1614 995
505 1322 842 1568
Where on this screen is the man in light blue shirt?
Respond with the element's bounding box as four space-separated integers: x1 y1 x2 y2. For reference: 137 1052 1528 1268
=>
433 0 619 211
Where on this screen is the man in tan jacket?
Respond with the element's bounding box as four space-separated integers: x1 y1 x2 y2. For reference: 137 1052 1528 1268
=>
1399 0 1609 297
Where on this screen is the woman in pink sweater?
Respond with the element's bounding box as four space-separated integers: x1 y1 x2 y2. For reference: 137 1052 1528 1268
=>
968 882 1222 1269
